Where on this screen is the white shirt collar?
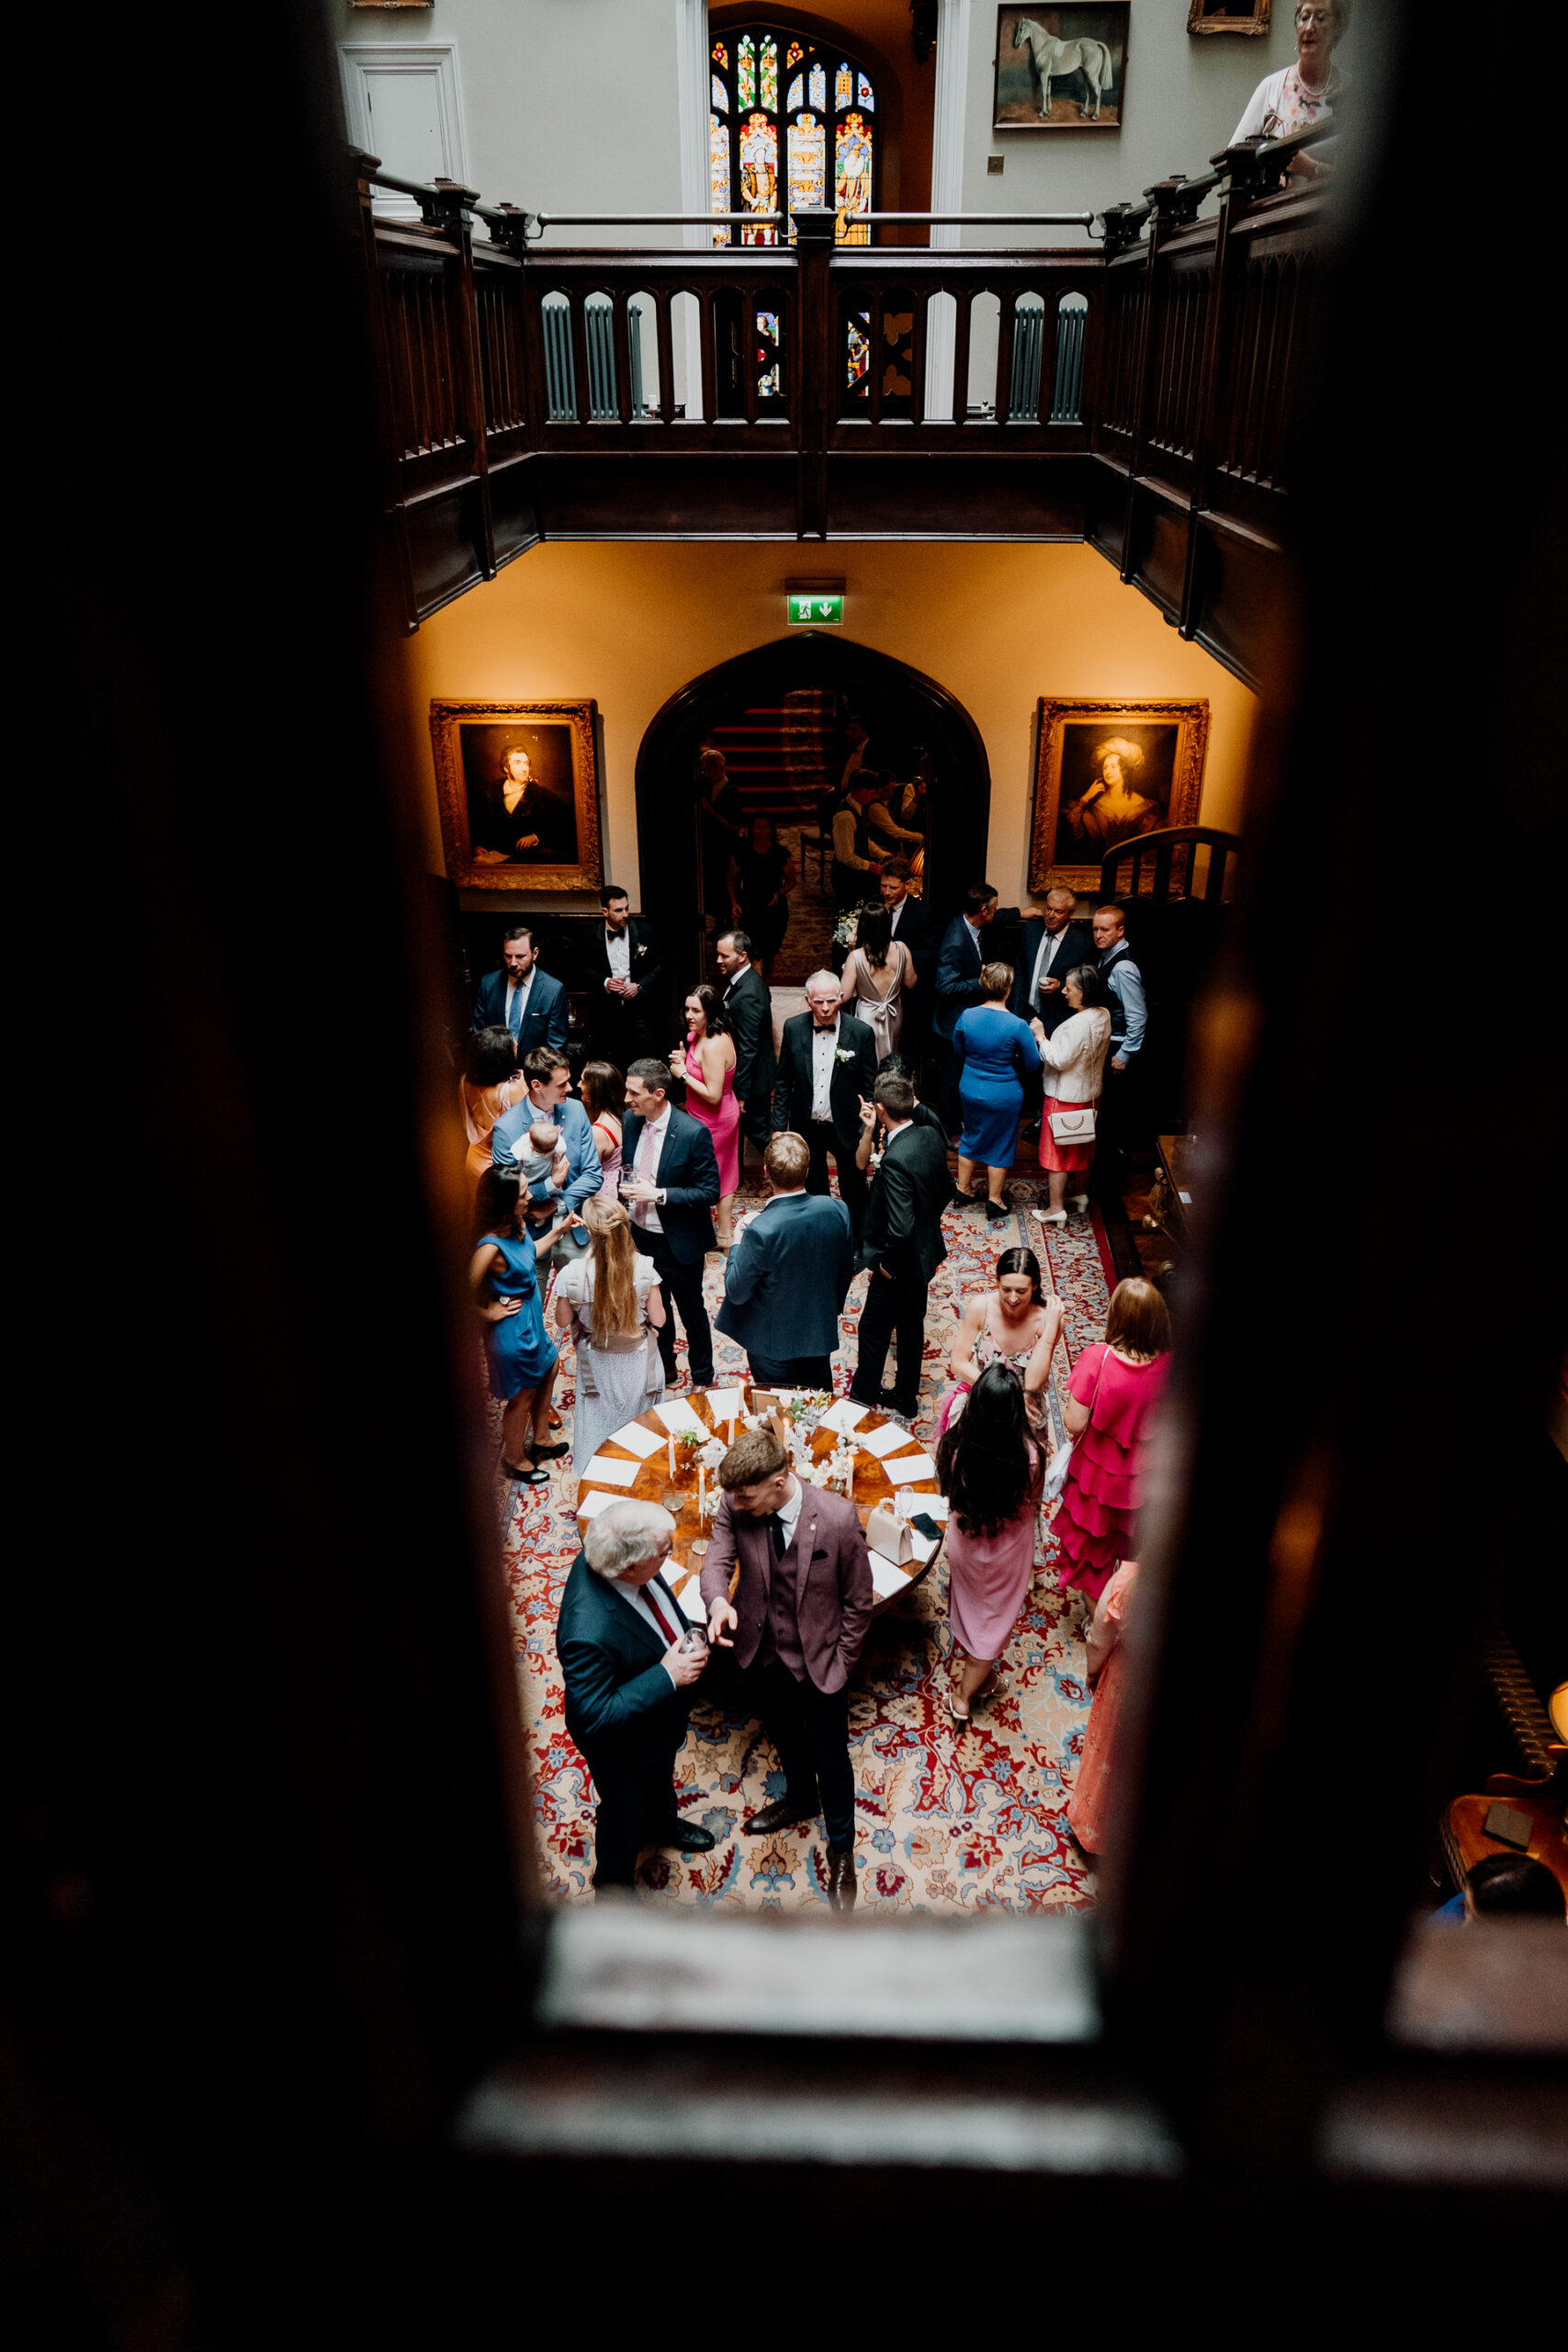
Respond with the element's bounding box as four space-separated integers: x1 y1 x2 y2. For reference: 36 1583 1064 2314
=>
642 1102 671 1136
881 1116 912 1139
964 917 982 941
775 1475 804 1541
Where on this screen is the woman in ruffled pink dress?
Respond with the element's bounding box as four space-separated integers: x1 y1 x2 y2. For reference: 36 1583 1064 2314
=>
1053 1278 1169 1606
1066 1559 1138 1854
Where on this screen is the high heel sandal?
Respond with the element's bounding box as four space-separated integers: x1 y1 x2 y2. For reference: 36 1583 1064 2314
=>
945 1693 971 1729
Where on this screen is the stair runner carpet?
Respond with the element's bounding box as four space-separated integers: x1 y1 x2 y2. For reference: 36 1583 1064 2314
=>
707 687 836 824
496 1174 1116 1911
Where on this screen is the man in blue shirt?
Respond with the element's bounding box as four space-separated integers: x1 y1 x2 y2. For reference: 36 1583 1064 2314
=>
1092 902 1147 1168
492 1046 602 1258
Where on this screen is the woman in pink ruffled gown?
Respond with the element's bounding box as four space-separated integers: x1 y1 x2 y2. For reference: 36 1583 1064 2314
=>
671 981 739 1249
935 1361 1043 1729
1054 1278 1170 1607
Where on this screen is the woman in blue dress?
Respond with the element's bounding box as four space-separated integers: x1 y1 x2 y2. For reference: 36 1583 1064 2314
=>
470 1165 574 1484
953 961 1041 1223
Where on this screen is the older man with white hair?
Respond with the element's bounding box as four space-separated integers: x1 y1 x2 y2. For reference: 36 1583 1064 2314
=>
771 969 878 1245
556 1499 716 1891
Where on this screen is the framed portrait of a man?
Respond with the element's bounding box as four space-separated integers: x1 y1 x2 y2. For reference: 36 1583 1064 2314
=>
1029 698 1209 891
430 699 603 891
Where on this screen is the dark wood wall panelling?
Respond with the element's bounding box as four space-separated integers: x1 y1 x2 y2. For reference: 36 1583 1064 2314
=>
350 130 1330 685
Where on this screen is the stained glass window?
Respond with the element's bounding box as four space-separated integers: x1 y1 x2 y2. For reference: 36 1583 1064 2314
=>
757 309 783 401
787 112 825 216
739 111 778 244
711 113 731 245
709 26 877 248
835 111 873 245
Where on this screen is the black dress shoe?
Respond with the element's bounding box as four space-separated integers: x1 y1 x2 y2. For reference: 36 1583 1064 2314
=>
845 1386 882 1413
649 1818 716 1854
824 1842 857 1913
528 1440 570 1462
745 1794 818 1837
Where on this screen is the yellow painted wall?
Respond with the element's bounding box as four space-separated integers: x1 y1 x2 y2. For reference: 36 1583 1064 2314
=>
396 539 1257 907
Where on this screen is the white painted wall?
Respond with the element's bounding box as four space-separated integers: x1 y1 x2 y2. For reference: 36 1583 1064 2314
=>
960 4 1311 243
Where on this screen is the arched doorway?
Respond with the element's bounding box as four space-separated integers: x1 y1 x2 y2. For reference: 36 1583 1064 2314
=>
634 632 990 992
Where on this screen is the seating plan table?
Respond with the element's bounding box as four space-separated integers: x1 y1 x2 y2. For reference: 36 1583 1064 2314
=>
572 1385 946 1623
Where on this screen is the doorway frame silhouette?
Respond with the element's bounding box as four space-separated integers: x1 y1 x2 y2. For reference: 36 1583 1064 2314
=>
634 631 992 995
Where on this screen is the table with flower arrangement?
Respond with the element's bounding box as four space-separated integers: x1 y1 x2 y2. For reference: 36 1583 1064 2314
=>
571 1384 947 1624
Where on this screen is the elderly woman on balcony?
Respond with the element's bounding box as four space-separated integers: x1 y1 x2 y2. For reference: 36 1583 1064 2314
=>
1231 1 1350 167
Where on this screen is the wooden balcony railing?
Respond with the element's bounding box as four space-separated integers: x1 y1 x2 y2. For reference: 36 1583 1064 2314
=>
349 127 1331 685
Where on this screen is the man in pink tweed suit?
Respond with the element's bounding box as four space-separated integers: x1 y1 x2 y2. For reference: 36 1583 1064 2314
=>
701 1423 873 1912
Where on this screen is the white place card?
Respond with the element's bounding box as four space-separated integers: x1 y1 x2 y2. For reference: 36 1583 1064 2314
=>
606 1420 663 1459
581 1453 641 1488
908 1531 940 1565
869 1550 912 1599
858 1419 920 1461
654 1398 706 1436
818 1397 868 1439
919 1494 951 1521
574 1489 618 1521
705 1387 744 1425
882 1452 938 1487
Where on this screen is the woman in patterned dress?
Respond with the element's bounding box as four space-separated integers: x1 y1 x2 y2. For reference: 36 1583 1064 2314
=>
937 1247 1063 1436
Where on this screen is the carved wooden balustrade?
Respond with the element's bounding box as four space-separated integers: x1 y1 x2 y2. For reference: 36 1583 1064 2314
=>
349 126 1330 684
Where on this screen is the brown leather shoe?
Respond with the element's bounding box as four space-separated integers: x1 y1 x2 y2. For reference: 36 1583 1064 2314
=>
824 1841 857 1913
744 1794 817 1838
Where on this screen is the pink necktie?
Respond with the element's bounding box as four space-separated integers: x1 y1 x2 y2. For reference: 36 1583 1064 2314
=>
632 1121 659 1226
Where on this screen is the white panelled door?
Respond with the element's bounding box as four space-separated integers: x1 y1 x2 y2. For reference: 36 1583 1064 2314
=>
338 43 470 220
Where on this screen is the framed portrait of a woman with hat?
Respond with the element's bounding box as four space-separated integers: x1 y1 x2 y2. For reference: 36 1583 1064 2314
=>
430 699 603 890
1029 698 1209 892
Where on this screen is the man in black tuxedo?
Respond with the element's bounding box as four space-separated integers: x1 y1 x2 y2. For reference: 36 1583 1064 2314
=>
555 1500 716 1891
1011 887 1095 1135
716 1132 855 1389
772 972 878 1246
470 923 570 1059
715 927 777 1157
621 1057 721 1389
849 1069 951 1419
580 884 663 1062
876 857 938 1041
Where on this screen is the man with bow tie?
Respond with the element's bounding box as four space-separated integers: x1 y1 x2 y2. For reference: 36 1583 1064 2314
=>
702 1426 873 1912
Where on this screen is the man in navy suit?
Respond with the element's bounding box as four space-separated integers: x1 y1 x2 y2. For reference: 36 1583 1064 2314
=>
620 1057 721 1389
715 927 778 1159
1011 887 1095 1136
717 1132 855 1389
470 923 570 1062
932 881 999 1134
849 1069 951 1419
555 1499 716 1891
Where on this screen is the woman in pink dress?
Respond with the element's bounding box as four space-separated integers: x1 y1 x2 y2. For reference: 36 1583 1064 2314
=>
1054 1278 1170 1607
935 1361 1043 1729
1066 1559 1138 1854
670 982 739 1249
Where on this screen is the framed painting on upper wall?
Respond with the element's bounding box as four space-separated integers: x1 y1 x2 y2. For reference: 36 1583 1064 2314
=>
1187 0 1271 34
430 700 603 891
1030 699 1210 892
993 6 1130 130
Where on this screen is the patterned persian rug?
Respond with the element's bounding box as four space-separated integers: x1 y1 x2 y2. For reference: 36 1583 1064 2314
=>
498 1174 1114 1910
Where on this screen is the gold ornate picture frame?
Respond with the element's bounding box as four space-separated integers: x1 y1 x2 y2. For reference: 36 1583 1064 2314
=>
430 699 603 892
1030 698 1210 893
1187 0 1271 34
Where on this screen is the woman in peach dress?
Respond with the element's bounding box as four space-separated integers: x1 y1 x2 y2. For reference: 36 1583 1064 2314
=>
1066 1560 1138 1854
461 1025 527 1202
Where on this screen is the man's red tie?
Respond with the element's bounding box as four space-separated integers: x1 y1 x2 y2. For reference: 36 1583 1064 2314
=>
644 1581 679 1643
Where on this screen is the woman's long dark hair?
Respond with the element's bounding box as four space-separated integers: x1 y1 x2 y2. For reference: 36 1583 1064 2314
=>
935 1361 1041 1540
473 1164 524 1246
467 1024 519 1087
995 1245 1046 1306
579 1059 625 1123
854 906 893 970
687 981 732 1038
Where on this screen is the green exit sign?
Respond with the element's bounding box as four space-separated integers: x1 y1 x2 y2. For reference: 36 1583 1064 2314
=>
786 591 843 625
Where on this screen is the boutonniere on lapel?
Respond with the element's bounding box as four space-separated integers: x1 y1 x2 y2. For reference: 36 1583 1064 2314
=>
634 942 647 959
834 1047 853 1065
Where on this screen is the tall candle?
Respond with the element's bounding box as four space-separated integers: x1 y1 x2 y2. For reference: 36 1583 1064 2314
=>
667 1434 676 1480
698 1467 706 1521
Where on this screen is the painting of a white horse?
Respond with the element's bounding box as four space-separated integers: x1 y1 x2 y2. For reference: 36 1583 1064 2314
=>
994 6 1127 130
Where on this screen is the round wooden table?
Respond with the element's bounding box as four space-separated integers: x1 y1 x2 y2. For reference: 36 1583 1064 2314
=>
572 1384 944 1620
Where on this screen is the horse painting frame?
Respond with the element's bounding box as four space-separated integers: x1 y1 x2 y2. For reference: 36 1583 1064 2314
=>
993 6 1130 131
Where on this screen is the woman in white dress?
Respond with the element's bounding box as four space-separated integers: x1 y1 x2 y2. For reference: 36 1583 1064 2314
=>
551 1196 666 1466
839 904 916 1066
1030 966 1112 1227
